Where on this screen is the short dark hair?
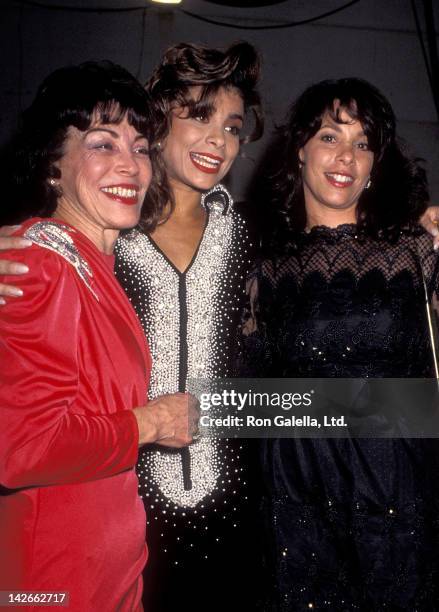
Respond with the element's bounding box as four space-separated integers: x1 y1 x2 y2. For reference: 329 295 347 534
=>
1 60 153 223
140 41 263 232
265 77 428 250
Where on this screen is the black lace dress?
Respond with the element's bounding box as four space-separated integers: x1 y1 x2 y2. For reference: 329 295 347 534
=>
239 225 439 611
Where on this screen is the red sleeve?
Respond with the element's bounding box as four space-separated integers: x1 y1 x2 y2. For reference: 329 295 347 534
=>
0 244 139 489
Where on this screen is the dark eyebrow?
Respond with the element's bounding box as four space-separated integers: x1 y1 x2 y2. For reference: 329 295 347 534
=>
86 127 119 138
320 122 342 132
320 122 366 138
229 113 244 122
85 127 148 141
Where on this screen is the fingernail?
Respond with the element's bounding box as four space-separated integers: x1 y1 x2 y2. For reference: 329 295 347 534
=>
434 243 439 251
10 287 23 297
14 264 29 274
0 298 5 305
20 239 33 247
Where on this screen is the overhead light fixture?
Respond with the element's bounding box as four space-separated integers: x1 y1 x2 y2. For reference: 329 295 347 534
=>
150 0 182 4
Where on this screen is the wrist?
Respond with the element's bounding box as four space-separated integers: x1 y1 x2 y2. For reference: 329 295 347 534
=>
133 407 158 447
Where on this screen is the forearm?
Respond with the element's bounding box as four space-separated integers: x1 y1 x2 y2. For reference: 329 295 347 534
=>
1 408 139 489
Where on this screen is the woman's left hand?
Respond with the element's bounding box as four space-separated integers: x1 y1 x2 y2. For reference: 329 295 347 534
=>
420 206 439 250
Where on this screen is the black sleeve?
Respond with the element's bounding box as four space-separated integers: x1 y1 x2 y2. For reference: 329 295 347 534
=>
234 258 279 377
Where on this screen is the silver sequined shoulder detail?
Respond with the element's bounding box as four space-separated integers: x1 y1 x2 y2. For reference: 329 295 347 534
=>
24 221 99 301
201 183 233 214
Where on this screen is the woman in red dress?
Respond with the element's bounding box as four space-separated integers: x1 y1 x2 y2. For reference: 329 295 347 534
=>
0 61 197 611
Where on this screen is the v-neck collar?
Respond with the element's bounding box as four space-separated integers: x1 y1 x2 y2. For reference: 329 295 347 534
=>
146 210 210 277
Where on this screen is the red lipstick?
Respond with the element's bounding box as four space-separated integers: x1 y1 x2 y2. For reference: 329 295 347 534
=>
100 183 140 206
190 152 223 175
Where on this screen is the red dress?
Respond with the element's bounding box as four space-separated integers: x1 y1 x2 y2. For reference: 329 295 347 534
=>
0 219 151 611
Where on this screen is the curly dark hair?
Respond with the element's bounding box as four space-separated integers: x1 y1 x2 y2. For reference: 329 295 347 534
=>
1 60 153 225
264 77 428 251
141 40 263 232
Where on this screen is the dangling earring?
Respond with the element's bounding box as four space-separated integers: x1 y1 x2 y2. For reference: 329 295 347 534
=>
365 179 372 189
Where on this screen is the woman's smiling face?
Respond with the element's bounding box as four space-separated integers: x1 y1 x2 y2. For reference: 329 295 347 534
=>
55 114 151 247
161 86 244 194
299 105 374 223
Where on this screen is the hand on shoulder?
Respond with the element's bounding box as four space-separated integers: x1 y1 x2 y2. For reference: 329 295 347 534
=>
0 224 33 303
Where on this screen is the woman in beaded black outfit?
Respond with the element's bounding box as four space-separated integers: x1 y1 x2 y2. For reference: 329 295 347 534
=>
238 78 439 610
114 43 264 611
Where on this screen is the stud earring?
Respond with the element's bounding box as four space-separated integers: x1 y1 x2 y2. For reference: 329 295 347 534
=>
50 179 56 186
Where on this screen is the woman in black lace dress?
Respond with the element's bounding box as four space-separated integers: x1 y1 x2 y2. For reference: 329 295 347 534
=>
239 78 439 610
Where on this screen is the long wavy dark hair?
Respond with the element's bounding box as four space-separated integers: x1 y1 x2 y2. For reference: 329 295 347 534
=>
1 61 153 224
141 40 263 232
263 77 428 251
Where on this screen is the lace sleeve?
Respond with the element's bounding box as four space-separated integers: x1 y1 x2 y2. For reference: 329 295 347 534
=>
234 260 278 377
